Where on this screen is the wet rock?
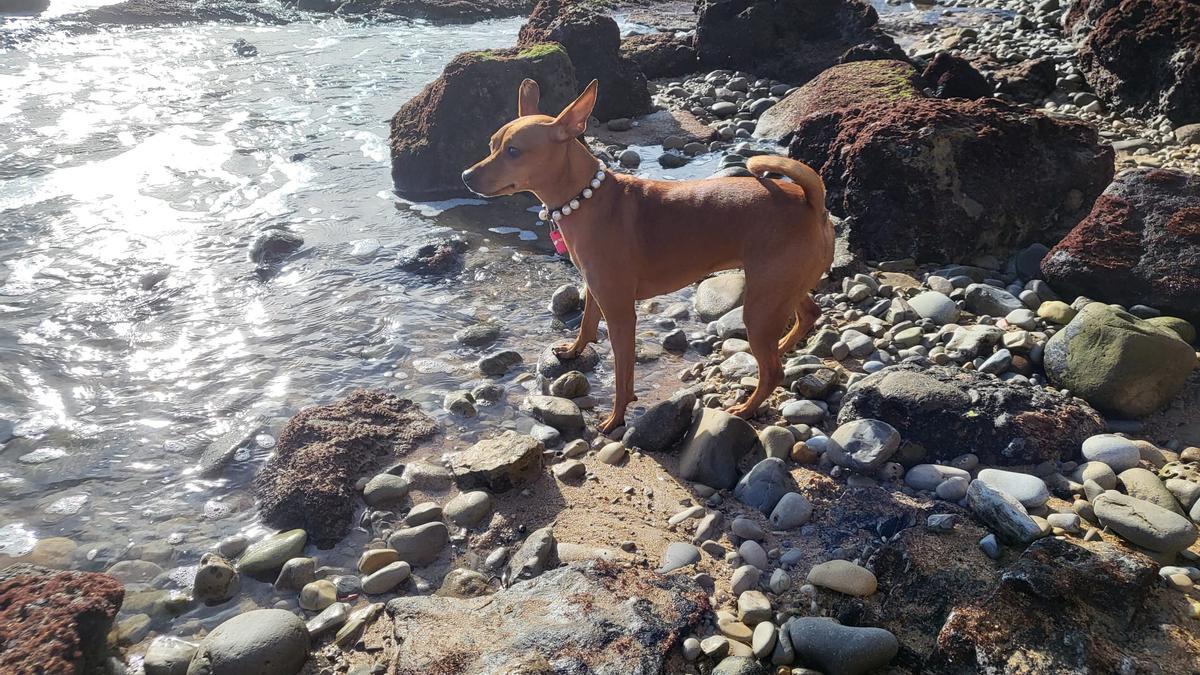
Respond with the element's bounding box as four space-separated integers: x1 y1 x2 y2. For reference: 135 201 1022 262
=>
273 557 315 592
620 32 697 79
757 60 921 142
299 579 337 611
549 370 589 398
385 560 706 672
506 526 557 583
695 272 746 322
0 565 124 675
1044 304 1197 418
1092 491 1196 553
390 44 576 198
826 418 900 473
786 617 898 675
386 522 449 567
1074 0 1200 125
237 529 307 577
517 0 651 121
192 553 238 605
536 343 600 378
623 391 696 453
479 349 523 376
248 230 303 266
966 479 1044 545
231 38 257 57
254 390 437 548
1042 168 1200 322
449 431 543 492
186 608 309 675
787 97 1112 264
921 52 990 99
838 364 1105 465
397 237 468 275
143 637 197 675
734 458 797 515
677 408 761 490
455 322 501 348
695 0 903 84
929 537 1159 673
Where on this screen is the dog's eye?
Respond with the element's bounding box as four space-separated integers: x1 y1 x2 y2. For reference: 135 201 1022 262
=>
506 146 521 159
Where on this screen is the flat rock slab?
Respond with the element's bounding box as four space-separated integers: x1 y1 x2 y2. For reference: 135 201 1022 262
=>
383 561 707 675
449 431 544 493
253 390 437 548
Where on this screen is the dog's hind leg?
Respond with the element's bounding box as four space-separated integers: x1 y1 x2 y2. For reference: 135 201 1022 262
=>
727 281 792 419
777 295 819 356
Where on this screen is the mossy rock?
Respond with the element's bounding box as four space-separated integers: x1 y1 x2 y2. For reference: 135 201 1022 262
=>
390 43 577 199
1044 303 1198 418
755 60 924 141
1146 316 1196 344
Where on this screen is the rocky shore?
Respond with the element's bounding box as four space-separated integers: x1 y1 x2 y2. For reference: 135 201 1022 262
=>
3 0 1200 674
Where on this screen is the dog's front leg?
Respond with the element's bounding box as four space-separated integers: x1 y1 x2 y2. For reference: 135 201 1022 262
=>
553 287 600 360
597 300 637 435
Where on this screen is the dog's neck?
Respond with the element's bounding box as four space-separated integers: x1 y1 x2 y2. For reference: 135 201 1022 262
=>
530 139 603 210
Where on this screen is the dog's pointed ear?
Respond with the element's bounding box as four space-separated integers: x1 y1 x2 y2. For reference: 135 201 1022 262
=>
517 79 541 117
552 79 599 141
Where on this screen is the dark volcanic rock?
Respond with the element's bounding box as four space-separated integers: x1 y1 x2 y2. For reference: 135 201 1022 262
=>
397 237 469 276
694 0 901 84
1076 0 1200 124
837 364 1105 465
358 0 532 21
755 60 924 141
62 0 293 25
383 561 708 675
389 44 577 199
254 390 438 548
921 52 991 100
1063 0 1121 41
1042 168 1200 323
0 565 125 675
995 56 1058 103
517 0 652 121
929 537 1159 673
619 32 697 80
786 97 1114 264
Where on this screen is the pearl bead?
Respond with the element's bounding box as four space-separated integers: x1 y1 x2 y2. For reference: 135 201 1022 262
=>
590 179 601 189
569 199 580 210
595 171 605 180
582 188 593 198
552 211 562 221
539 209 549 220
562 205 572 215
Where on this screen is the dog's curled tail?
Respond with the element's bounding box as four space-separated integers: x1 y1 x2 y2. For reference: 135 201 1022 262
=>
747 156 826 214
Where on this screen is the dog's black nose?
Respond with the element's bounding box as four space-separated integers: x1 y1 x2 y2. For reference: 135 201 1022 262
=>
461 168 475 189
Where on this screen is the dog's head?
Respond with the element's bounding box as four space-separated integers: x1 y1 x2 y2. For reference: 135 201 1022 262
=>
461 78 598 198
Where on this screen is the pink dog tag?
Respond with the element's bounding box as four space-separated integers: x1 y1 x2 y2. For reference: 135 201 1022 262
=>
550 229 568 255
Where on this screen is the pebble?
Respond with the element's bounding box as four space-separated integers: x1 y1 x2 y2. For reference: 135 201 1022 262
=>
237 529 307 576
193 553 238 605
769 492 813 529
701 635 730 658
362 474 409 506
358 549 400 575
683 636 701 661
737 590 772 625
787 618 899 675
1093 491 1197 553
807 560 878 596
780 400 825 425
734 457 794 514
404 502 443 527
739 540 768 570
274 557 315 592
305 601 350 637
936 476 970 501
979 533 1001 559
759 425 796 459
187 609 309 675
597 442 627 465
657 542 701 573
1118 467 1186 515
143 637 198 675
1071 461 1118 490
386 522 449 566
731 516 765 540
752 622 777 658
966 479 1043 544
905 464 971 491
361 561 411 594
827 419 901 473
731 564 761 594
552 459 586 481
299 579 337 611
976 468 1050 508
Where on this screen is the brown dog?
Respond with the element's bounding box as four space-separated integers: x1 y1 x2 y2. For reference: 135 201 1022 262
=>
463 79 834 434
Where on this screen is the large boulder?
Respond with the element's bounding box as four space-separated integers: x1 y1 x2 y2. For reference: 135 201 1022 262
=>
0 565 125 675
1063 0 1121 41
619 32 698 80
1075 0 1200 125
1042 168 1200 323
929 537 1160 673
754 60 924 141
676 408 761 490
517 0 652 121
920 52 992 100
383 561 707 673
389 44 577 199
693 0 903 84
786 97 1114 263
1043 304 1198 418
186 609 309 675
837 364 1105 465
448 431 545 492
253 390 438 548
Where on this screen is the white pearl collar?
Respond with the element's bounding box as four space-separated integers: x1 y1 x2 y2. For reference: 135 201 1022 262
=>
538 160 607 223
